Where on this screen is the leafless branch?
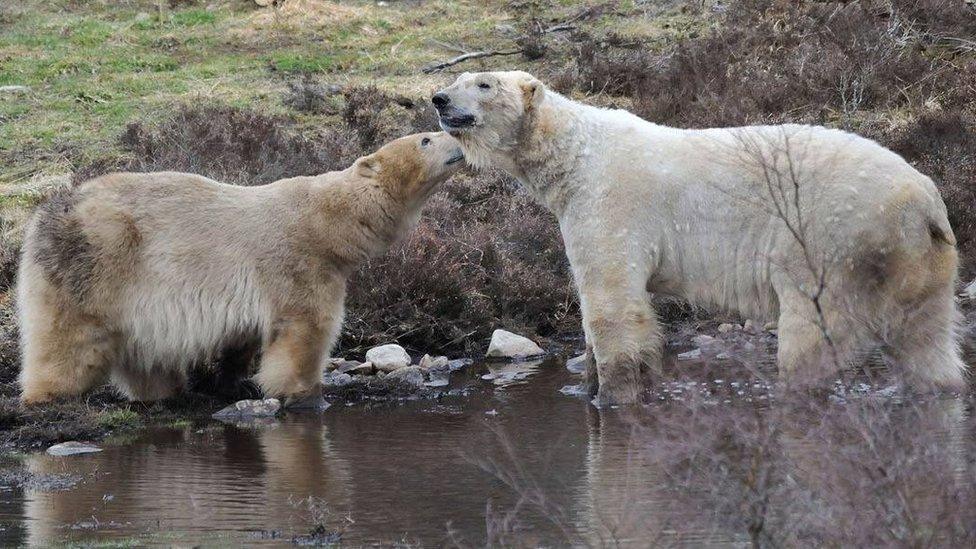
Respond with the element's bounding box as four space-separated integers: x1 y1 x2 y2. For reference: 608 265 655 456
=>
422 49 524 74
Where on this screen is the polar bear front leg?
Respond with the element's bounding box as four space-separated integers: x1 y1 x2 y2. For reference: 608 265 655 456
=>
254 312 331 402
577 269 661 406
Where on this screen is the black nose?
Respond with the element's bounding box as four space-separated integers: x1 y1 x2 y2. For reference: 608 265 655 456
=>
431 92 450 109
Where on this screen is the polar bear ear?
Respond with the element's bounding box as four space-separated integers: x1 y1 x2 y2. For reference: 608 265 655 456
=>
355 155 381 178
518 74 545 112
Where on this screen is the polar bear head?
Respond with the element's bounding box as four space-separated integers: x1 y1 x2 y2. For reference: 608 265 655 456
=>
431 71 544 170
354 131 465 206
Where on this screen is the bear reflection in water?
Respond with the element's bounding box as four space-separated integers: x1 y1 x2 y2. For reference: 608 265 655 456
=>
18 375 974 546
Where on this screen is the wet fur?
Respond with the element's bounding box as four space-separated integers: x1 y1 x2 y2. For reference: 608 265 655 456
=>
437 71 967 404
17 133 461 403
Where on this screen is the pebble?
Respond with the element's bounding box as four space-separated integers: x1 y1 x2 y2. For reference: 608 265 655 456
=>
565 353 588 373
677 348 702 360
211 398 281 419
47 441 102 457
366 344 411 372
486 329 545 359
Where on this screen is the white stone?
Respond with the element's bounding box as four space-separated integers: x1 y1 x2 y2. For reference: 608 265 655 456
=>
717 323 737 333
743 319 759 333
565 353 588 373
962 278 976 300
677 349 702 360
691 334 717 347
486 329 545 359
366 344 411 372
340 361 374 375
418 354 449 372
212 398 281 419
322 372 353 386
0 85 29 95
47 441 102 457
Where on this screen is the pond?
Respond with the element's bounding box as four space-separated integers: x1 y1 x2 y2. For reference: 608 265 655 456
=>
0 354 973 547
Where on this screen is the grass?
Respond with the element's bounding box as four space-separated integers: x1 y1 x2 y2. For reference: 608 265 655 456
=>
0 0 689 184
95 408 142 430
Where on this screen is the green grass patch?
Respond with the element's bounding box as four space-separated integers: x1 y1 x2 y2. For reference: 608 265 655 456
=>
96 409 143 430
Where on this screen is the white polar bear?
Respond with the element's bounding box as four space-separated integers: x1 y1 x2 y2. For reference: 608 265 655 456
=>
433 70 967 405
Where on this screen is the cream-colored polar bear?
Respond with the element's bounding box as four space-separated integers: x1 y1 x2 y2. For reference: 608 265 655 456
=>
17 132 463 404
433 71 966 405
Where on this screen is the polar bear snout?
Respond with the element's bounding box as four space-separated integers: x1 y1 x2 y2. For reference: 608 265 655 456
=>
431 89 477 134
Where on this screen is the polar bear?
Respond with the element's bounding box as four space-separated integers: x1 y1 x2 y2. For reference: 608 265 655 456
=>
433 70 967 405
17 132 464 404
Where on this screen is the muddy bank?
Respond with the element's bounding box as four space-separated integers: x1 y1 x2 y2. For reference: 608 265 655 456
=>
2 348 975 547
0 293 973 454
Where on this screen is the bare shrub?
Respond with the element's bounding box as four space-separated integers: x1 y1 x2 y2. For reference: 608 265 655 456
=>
342 171 576 355
108 104 354 186
0 243 16 294
282 76 339 114
476 386 976 547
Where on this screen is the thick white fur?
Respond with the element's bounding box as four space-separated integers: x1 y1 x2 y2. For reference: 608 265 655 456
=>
17 132 462 403
436 71 967 404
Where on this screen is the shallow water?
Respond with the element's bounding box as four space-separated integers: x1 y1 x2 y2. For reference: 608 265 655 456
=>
1 355 973 547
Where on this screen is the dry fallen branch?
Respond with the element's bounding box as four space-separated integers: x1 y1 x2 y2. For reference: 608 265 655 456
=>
422 5 604 73
422 49 524 73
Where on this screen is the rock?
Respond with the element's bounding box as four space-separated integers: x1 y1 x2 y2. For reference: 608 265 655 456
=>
565 353 588 374
325 357 346 372
212 398 281 419
486 329 545 360
0 85 30 95
718 323 738 333
743 319 759 334
418 354 449 372
763 321 777 331
677 349 702 360
47 441 102 457
421 354 451 387
447 358 473 371
559 383 589 396
322 372 353 387
691 334 717 347
339 361 374 375
962 278 976 300
366 344 411 372
387 365 424 387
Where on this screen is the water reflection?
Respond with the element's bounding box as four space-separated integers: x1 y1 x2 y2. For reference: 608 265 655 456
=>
2 359 974 547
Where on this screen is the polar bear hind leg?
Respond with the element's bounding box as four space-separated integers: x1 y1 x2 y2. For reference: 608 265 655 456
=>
18 276 116 404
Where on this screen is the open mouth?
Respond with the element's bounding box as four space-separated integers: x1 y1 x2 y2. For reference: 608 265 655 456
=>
445 150 465 165
438 114 476 130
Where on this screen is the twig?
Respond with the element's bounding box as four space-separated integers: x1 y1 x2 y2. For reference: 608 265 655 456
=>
423 49 524 74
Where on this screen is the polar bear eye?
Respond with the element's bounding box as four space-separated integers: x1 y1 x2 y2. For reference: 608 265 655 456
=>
478 82 491 90
421 137 431 147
